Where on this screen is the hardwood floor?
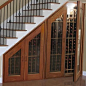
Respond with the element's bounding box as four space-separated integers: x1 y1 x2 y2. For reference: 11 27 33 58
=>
0 75 86 86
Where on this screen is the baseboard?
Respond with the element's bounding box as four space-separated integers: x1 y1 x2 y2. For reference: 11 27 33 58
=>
83 71 86 76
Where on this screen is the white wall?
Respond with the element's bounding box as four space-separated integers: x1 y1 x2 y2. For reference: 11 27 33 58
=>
0 55 3 83
0 0 8 6
83 4 86 71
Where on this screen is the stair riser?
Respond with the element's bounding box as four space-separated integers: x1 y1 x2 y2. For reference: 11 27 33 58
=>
36 0 59 3
6 24 25 30
0 38 7 45
15 17 34 23
1 30 16 37
23 10 43 16
31 3 51 9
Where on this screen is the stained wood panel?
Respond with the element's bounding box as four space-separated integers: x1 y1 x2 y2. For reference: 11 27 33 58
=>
4 41 24 82
46 5 67 78
24 23 44 80
74 1 83 82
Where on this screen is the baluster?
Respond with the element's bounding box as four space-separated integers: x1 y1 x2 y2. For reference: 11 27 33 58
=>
16 0 17 30
47 0 48 9
3 7 5 44
42 0 43 8
9 2 11 38
33 0 35 16
36 0 37 15
12 1 14 37
24 0 26 23
27 0 30 22
30 0 32 23
6 5 8 38
44 0 45 9
39 0 40 16
22 0 24 30
0 9 2 45
19 0 21 30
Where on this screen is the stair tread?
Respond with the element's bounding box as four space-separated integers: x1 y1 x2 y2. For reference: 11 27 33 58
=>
7 22 36 24
1 36 18 39
1 29 27 31
0 45 8 46
23 9 52 11
15 15 44 17
31 2 60 5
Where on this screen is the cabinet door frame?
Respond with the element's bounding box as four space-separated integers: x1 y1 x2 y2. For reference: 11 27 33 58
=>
24 23 44 80
81 3 85 75
3 41 25 82
46 6 67 78
74 1 84 82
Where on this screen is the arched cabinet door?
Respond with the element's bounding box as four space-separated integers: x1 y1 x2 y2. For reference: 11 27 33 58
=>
46 6 67 78
24 23 44 80
4 41 25 82
74 1 84 82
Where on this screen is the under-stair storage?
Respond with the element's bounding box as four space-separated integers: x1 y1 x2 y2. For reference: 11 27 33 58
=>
46 6 67 78
46 1 85 82
3 23 44 82
1 0 85 83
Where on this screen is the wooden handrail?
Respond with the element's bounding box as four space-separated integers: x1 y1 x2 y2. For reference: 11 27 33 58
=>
0 0 13 9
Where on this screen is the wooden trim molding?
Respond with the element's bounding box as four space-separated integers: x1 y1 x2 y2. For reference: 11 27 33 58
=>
0 0 13 9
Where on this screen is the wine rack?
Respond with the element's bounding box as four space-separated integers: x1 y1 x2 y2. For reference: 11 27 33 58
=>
50 15 63 72
28 33 40 74
8 50 21 76
65 9 77 75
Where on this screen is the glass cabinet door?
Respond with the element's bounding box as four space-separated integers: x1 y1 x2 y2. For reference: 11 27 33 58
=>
4 42 24 82
28 33 40 74
46 10 67 78
8 50 21 76
50 17 63 72
24 23 44 80
74 1 83 82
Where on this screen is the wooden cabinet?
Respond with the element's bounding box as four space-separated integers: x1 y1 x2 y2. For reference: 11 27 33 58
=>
46 1 85 81
46 6 67 78
3 23 44 82
3 1 85 83
74 1 84 82
24 24 44 81
4 41 24 82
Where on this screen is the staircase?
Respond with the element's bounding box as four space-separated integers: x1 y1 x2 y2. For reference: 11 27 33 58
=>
0 0 68 83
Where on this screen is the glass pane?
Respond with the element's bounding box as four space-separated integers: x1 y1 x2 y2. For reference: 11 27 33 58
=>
28 33 40 74
50 15 63 72
8 50 21 76
65 5 77 74
77 9 83 73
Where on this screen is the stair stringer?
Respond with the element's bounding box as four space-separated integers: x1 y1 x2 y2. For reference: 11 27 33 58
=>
0 0 68 83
